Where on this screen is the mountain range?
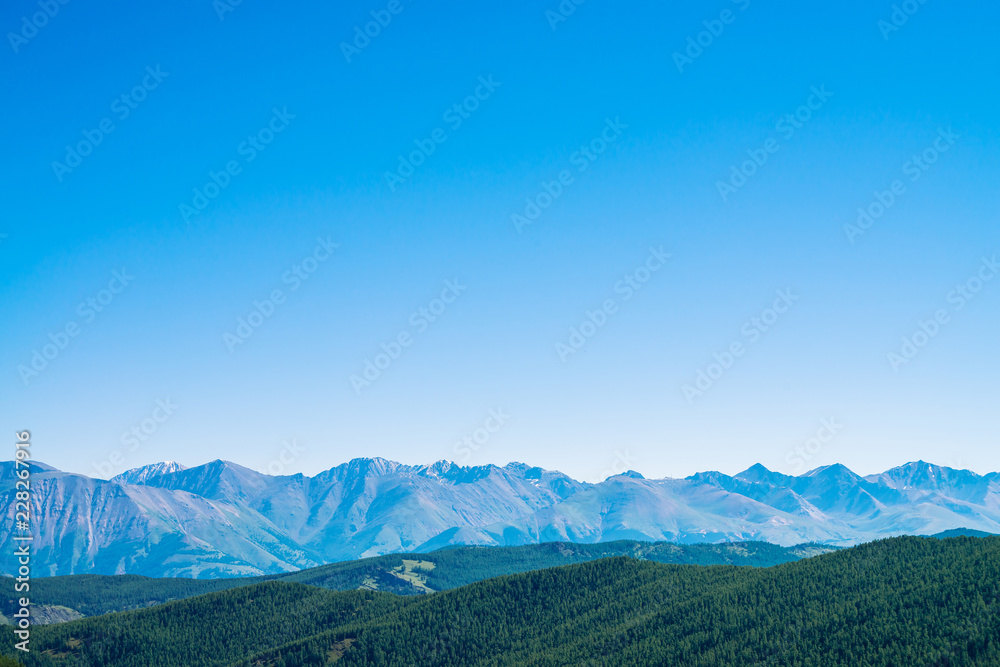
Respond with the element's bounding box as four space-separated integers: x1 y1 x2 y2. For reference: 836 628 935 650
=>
3 458 999 578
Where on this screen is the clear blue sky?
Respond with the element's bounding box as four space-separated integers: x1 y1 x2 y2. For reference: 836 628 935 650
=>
2 0 998 482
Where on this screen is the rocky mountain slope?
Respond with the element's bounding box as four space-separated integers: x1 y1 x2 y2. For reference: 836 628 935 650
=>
2 458 998 578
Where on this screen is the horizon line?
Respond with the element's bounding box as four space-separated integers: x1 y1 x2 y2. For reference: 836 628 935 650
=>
11 457 993 485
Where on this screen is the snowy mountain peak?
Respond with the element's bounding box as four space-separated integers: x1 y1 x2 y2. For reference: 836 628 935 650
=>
803 463 862 480
735 463 786 485
865 461 985 498
111 461 187 485
340 456 407 477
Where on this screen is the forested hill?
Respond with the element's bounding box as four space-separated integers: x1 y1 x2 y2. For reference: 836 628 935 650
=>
3 536 999 666
2 539 832 621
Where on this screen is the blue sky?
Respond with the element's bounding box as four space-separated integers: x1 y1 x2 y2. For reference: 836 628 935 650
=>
2 0 998 482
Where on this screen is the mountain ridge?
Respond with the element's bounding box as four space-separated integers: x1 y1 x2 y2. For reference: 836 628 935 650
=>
3 457 999 579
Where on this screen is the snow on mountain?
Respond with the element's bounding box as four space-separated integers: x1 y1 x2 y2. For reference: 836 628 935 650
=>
865 461 998 505
3 458 1000 578
461 474 846 549
110 461 187 485
0 465 319 578
118 458 586 563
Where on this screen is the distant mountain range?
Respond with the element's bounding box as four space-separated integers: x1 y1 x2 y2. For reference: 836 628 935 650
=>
2 458 999 578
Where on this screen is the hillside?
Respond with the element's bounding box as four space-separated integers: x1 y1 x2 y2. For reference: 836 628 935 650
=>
5 583 406 667
2 540 833 621
931 528 997 539
4 536 998 666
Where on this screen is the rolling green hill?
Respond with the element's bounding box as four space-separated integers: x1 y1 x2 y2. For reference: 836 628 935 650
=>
3 540 832 622
931 527 997 539
3 536 998 666
4 583 405 667
1 574 271 620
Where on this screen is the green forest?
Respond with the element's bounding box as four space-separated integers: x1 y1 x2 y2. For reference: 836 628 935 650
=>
2 539 830 619
2 536 998 666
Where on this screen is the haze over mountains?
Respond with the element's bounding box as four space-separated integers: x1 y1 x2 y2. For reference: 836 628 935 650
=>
3 458 999 579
